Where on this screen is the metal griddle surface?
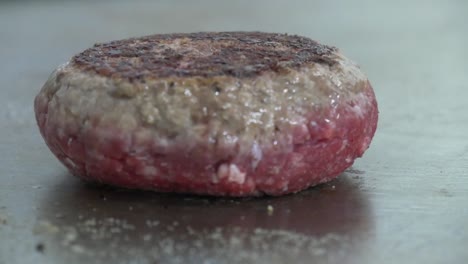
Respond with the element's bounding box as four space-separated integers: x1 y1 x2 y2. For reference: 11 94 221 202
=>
1 1 467 263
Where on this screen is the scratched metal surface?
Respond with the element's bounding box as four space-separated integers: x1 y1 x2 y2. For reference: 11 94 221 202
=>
0 1 467 263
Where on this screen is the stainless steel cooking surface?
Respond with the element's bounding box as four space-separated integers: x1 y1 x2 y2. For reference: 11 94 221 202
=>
1 1 467 263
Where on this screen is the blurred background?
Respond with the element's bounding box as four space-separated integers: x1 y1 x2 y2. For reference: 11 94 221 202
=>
0 1 467 264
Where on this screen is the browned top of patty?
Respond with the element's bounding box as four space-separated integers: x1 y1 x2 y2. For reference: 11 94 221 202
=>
71 32 337 80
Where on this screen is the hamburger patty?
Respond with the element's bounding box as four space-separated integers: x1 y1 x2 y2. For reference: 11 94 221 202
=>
34 32 378 196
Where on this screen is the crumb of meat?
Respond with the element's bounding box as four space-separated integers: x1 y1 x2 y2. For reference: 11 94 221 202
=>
35 242 45 253
267 205 274 216
34 220 60 234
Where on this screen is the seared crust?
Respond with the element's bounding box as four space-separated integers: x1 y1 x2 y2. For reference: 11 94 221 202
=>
72 32 337 80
